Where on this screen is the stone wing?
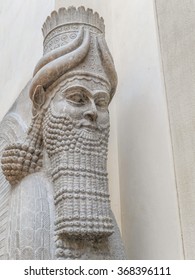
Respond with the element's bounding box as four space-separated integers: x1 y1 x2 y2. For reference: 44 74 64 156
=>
0 112 27 259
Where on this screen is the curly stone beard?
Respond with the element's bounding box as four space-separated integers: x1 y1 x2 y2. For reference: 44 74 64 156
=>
43 103 114 240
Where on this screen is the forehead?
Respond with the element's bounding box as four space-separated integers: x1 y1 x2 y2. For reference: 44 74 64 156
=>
52 75 111 96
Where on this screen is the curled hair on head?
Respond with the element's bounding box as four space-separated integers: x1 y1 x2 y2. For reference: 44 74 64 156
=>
1 112 45 185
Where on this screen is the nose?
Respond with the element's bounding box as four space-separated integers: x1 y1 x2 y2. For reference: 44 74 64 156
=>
83 101 98 122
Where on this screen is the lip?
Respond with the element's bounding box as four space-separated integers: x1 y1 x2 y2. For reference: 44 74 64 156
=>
76 120 98 131
82 124 98 130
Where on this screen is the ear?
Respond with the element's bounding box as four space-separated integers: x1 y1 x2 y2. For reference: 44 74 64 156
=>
32 85 46 110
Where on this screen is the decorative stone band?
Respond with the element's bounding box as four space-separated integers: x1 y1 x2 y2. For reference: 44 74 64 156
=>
42 7 105 41
54 187 110 204
55 218 114 238
51 165 107 182
42 6 105 56
43 24 102 55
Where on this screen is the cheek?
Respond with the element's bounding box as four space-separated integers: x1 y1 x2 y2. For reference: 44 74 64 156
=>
63 104 83 119
51 97 84 119
97 110 110 125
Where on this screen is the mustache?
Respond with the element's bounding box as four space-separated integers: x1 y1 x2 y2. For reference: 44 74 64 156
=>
75 120 98 130
75 119 109 131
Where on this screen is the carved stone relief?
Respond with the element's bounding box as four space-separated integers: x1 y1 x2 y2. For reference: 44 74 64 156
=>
0 6 125 259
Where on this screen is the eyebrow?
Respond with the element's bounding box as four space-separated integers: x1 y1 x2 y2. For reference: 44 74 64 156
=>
64 85 92 97
64 86 110 100
93 92 111 106
94 91 110 100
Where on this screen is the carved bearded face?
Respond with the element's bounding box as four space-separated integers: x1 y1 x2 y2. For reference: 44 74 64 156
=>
50 76 110 132
42 75 114 240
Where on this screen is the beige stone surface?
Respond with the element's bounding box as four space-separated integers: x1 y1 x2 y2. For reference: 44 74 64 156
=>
155 0 195 259
0 0 187 259
112 0 183 259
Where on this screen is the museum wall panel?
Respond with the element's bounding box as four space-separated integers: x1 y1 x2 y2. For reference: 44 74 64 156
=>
155 0 195 259
112 0 183 259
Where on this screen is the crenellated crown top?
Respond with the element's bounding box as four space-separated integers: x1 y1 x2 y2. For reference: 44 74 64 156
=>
42 6 105 40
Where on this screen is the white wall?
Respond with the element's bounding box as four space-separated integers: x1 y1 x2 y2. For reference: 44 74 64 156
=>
111 0 183 259
155 0 195 259
0 0 55 121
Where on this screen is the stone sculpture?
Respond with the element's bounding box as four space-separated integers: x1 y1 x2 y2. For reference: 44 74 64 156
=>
0 6 125 259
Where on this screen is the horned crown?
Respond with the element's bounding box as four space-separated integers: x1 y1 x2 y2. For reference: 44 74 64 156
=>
29 6 117 114
42 6 105 39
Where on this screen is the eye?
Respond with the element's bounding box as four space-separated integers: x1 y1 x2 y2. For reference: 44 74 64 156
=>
95 98 109 108
66 93 88 105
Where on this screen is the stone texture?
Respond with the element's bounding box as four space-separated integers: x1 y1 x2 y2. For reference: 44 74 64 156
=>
155 0 195 259
0 6 125 259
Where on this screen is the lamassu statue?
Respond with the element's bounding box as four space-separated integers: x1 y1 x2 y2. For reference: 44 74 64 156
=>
0 6 125 259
